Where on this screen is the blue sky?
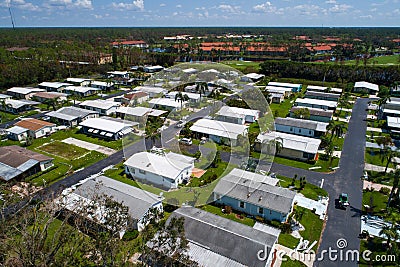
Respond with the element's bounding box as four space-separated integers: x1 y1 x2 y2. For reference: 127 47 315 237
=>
0 0 399 27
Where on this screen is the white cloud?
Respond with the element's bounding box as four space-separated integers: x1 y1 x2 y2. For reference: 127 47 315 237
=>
75 0 92 9
359 15 372 19
1 0 41 11
159 3 165 7
176 4 182 8
290 4 327 16
44 0 92 9
133 0 144 10
48 0 73 5
112 0 144 11
325 0 336 4
218 4 241 14
329 4 351 13
252 1 280 13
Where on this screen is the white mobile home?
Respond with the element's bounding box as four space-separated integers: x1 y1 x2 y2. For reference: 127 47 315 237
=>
124 152 194 189
79 99 120 115
255 131 321 161
294 98 338 111
190 118 248 146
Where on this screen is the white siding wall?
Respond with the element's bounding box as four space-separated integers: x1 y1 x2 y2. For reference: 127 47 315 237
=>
125 165 192 189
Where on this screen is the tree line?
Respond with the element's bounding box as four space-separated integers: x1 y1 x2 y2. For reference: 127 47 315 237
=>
260 60 400 87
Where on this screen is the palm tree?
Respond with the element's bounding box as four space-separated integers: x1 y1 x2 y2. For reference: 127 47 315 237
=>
332 122 346 139
379 224 397 249
377 88 391 110
209 89 221 105
43 98 58 111
387 170 400 208
338 98 351 113
380 148 399 174
175 92 189 110
265 137 283 156
324 142 335 167
327 121 346 141
196 82 208 101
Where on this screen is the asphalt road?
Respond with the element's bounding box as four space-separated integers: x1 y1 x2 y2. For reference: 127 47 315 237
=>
270 98 368 267
313 98 368 267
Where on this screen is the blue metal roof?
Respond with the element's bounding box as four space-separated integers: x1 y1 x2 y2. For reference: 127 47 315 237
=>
0 162 23 181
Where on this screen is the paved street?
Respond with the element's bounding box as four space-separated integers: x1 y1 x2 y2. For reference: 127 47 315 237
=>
315 98 368 267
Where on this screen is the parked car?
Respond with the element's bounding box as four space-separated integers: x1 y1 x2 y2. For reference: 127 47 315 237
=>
339 193 350 208
200 137 207 144
179 137 192 145
175 120 186 128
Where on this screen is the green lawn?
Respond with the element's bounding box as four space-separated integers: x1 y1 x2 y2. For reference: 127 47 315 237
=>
279 207 324 250
273 156 339 173
38 141 89 160
270 98 295 118
281 256 307 267
222 60 260 74
334 110 351 119
279 234 300 249
365 171 395 185
200 204 256 227
365 148 396 169
367 119 386 128
346 55 400 66
359 238 398 266
362 190 389 217
103 164 150 190
366 131 391 143
189 161 236 187
3 126 127 187
278 175 328 201
0 111 20 124
27 151 106 186
296 206 324 247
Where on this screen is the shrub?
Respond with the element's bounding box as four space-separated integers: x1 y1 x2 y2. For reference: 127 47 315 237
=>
255 216 264 222
224 205 232 214
122 230 139 241
379 187 391 195
280 222 291 234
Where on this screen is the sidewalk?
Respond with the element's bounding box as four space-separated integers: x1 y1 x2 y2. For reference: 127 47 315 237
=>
332 116 349 123
363 180 392 191
294 194 328 220
364 163 396 173
318 150 342 158
366 127 383 133
272 244 315 267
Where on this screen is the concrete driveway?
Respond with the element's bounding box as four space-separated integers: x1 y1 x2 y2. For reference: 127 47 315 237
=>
62 137 116 156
